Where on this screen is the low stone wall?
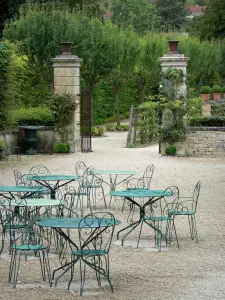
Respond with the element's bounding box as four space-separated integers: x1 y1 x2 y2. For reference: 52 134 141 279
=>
0 127 55 154
186 127 225 156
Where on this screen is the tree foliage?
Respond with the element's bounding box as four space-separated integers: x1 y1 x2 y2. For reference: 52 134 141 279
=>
200 0 225 40
111 0 161 35
156 0 187 31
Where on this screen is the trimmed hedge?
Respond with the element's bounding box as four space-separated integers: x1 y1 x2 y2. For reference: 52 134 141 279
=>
53 143 70 153
189 116 225 127
9 106 54 126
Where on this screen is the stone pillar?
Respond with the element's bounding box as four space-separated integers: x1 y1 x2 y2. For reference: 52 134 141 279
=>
51 42 83 152
160 40 189 100
159 41 189 156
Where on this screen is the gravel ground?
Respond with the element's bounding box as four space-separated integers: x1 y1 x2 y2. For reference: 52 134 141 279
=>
0 131 225 300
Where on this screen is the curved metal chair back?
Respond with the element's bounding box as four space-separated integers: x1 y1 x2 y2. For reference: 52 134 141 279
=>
78 212 115 254
14 169 22 185
29 165 51 176
75 161 87 177
142 164 154 189
149 186 179 218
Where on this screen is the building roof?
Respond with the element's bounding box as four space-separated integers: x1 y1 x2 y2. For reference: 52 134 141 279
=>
187 5 206 16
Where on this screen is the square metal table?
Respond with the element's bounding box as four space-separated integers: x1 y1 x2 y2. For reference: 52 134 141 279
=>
28 175 80 199
92 169 138 206
111 189 168 246
38 217 121 288
0 185 49 200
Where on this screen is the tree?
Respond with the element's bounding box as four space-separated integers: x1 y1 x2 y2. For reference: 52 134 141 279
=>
4 6 121 123
156 0 187 31
200 0 225 40
108 29 140 126
0 0 25 37
135 34 167 103
111 0 161 35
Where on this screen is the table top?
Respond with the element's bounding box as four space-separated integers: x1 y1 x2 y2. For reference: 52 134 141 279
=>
29 175 79 181
111 189 167 198
0 198 63 207
93 170 138 175
0 186 49 193
38 217 121 229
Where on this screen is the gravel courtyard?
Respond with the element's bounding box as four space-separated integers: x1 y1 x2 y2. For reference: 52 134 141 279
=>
0 131 225 300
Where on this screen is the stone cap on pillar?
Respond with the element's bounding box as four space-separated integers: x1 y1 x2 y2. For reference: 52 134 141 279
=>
160 40 189 67
51 41 83 64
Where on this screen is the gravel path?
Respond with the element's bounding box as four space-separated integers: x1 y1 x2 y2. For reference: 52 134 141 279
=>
0 131 225 299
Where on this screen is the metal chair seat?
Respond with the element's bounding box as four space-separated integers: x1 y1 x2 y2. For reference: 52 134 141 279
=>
12 244 47 251
72 249 108 256
144 215 173 221
171 210 195 216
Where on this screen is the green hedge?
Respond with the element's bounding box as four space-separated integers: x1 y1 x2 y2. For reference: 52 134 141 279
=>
9 106 54 126
53 143 70 153
189 116 225 127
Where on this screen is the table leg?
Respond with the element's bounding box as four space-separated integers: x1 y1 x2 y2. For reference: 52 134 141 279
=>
117 219 141 245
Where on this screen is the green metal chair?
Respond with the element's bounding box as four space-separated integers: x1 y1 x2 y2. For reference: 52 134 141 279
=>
75 162 106 212
69 212 116 295
170 181 201 243
122 164 154 212
140 186 180 251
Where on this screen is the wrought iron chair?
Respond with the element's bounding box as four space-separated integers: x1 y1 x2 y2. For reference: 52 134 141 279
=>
3 199 51 288
140 186 180 251
122 164 154 212
29 165 51 176
14 169 22 185
69 212 116 295
75 162 106 211
170 181 201 243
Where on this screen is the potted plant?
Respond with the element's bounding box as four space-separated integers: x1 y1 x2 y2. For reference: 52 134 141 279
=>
212 85 222 100
200 86 212 101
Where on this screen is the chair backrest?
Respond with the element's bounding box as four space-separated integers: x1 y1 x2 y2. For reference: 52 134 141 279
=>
78 212 115 254
192 181 201 213
29 165 51 176
142 164 154 189
147 186 179 218
14 169 22 185
75 161 87 177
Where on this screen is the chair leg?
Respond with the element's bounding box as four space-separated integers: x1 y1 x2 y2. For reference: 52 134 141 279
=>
188 215 194 240
12 250 21 288
191 215 198 243
137 219 144 248
79 259 86 296
172 220 179 248
105 255 113 292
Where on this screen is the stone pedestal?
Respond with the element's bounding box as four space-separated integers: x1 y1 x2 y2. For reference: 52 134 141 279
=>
51 42 82 152
160 41 189 100
202 102 211 117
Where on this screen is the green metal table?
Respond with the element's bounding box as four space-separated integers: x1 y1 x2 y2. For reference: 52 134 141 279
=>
38 217 120 287
111 189 167 246
28 175 80 199
0 185 49 200
92 169 138 205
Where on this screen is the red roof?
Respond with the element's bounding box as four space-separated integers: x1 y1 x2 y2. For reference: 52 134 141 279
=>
187 6 206 15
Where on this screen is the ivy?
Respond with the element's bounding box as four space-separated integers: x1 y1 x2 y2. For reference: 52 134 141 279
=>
49 92 75 142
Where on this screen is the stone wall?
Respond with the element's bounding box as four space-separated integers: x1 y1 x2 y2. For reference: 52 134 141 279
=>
186 127 225 156
0 127 55 154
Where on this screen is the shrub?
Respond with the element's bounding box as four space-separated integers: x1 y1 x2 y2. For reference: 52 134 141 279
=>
189 116 225 127
187 97 202 119
91 127 105 136
9 106 53 126
53 143 70 153
212 85 222 93
116 124 129 131
106 124 116 131
165 145 176 156
200 86 212 94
